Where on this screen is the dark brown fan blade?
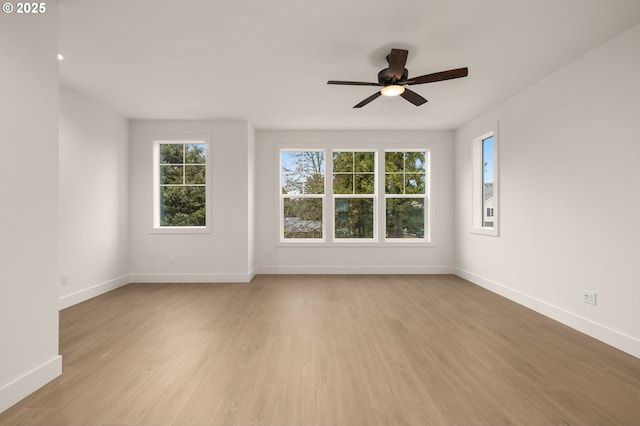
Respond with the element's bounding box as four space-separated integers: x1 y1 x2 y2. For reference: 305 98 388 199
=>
400 88 428 106
328 80 381 86
387 49 409 80
353 91 382 108
407 67 468 85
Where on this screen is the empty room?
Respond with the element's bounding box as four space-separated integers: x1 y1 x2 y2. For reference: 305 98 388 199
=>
2 0 640 424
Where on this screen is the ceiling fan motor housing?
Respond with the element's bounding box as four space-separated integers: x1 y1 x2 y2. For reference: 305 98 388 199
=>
378 68 409 86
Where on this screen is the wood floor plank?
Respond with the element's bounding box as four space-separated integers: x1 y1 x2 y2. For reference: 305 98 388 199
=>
2 275 640 425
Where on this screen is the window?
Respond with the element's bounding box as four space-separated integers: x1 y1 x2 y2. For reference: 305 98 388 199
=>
472 123 499 236
280 150 325 240
279 146 430 245
153 140 210 232
278 148 430 246
333 151 376 240
482 136 495 227
385 151 428 240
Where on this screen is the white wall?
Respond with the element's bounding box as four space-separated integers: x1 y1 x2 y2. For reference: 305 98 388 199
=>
129 120 255 282
247 124 256 273
454 24 640 357
255 130 455 274
59 86 130 309
0 4 62 412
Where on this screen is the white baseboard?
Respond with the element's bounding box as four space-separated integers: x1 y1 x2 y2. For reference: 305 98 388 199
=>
129 270 256 283
255 265 455 275
0 355 62 414
455 267 640 360
59 274 130 310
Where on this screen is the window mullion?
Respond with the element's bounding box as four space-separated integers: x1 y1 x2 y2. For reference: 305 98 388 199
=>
182 144 186 184
326 149 333 242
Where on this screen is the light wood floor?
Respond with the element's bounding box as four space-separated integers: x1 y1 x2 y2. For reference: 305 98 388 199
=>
2 275 640 425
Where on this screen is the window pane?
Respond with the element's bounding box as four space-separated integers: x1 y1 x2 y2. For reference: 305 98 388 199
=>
281 151 325 195
333 174 353 194
283 198 323 239
385 173 404 194
405 152 426 172
160 186 206 226
405 173 425 194
334 151 375 195
156 141 208 229
160 165 183 184
335 198 374 239
385 152 404 172
333 152 353 173
354 152 375 172
185 165 206 184
386 198 425 238
160 144 184 164
482 136 495 227
354 173 375 194
186 143 206 164
385 151 426 195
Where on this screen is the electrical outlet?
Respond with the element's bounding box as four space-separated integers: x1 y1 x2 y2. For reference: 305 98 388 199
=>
61 273 69 285
583 290 597 305
170 257 175 266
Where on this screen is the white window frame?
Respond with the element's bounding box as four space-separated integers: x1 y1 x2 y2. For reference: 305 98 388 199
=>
471 123 499 236
384 149 430 243
277 145 432 247
279 149 327 242
152 137 211 234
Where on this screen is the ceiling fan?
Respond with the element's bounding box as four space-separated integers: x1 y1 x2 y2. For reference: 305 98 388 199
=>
327 48 468 108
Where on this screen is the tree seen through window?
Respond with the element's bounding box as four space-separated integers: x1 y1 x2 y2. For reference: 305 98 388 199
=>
333 151 375 239
158 142 207 227
385 151 427 239
281 151 325 239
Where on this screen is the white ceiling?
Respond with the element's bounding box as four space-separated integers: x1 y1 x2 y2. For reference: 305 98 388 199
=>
58 0 640 130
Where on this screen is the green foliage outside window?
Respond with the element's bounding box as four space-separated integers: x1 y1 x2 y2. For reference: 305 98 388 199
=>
280 149 428 241
385 151 426 239
385 151 426 194
335 198 374 238
333 151 375 195
386 198 425 238
333 151 375 239
159 143 207 227
281 151 325 239
283 198 323 238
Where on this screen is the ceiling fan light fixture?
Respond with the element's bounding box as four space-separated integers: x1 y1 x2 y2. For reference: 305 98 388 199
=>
381 85 405 97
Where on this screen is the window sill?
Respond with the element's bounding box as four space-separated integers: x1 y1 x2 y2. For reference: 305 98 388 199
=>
277 240 434 248
471 227 499 237
150 226 211 235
